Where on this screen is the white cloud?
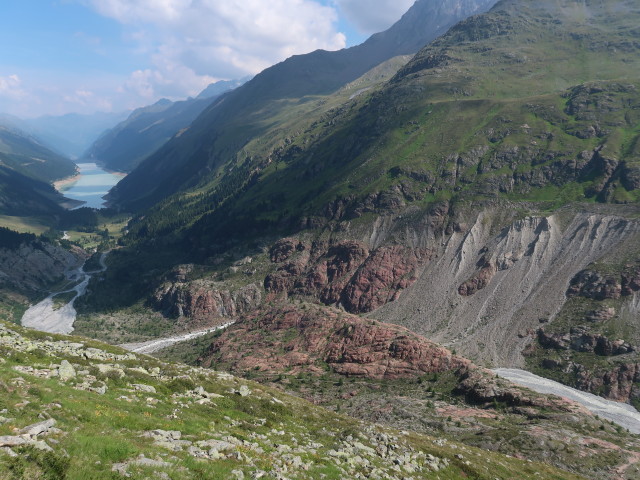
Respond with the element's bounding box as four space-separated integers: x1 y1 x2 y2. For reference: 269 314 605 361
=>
63 89 114 111
90 0 192 24
334 0 414 34
0 74 27 99
0 69 125 118
86 0 347 101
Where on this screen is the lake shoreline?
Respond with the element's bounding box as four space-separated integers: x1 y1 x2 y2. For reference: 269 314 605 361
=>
96 163 127 177
54 172 82 192
54 162 126 209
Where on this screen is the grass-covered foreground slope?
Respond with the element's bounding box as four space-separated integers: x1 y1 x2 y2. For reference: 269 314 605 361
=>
0 320 583 480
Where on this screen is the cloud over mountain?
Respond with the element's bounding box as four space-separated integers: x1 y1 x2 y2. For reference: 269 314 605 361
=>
88 0 347 99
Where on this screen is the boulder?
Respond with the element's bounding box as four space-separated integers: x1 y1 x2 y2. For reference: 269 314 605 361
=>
58 360 76 381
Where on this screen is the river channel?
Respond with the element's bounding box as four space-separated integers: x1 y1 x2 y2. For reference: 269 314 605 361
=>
494 368 640 434
21 252 108 334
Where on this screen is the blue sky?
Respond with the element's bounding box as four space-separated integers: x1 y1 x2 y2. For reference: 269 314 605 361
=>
0 0 413 118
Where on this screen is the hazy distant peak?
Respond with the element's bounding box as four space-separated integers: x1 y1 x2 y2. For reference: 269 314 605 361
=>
196 76 253 100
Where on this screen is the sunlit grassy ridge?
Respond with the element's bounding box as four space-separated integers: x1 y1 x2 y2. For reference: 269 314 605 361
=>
113 0 640 254
0 320 583 480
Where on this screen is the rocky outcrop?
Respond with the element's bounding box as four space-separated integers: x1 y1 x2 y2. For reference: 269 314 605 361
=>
201 303 470 380
455 369 580 412
341 246 425 312
150 281 261 324
575 362 640 403
201 301 603 419
622 265 640 295
458 258 496 296
269 238 305 263
265 239 429 313
567 263 640 300
586 306 616 322
322 188 408 221
621 163 640 191
0 242 84 293
537 328 634 356
567 270 622 300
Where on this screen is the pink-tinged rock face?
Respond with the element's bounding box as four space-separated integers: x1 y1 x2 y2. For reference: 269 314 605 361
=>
201 303 589 416
565 267 640 300
576 363 640 403
458 258 496 296
201 303 469 380
622 267 640 295
265 239 429 313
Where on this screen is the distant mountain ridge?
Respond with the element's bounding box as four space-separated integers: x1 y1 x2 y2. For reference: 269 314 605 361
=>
82 78 250 173
0 125 76 183
0 125 77 215
1 111 130 160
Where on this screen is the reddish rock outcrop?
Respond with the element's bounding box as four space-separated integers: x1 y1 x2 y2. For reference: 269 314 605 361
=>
622 266 640 295
265 239 430 313
568 262 640 299
586 307 616 322
454 369 582 412
150 281 261 325
269 238 306 263
201 303 593 415
200 303 470 380
341 246 423 312
575 363 640 403
458 258 496 296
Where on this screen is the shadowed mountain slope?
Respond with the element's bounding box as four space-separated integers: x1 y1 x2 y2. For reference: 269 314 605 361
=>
83 78 249 173
0 126 76 183
0 126 77 215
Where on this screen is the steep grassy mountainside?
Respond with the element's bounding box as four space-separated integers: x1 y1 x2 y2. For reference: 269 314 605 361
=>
0 126 76 184
83 79 248 173
0 320 587 480
0 125 78 215
107 0 497 210
109 0 640 249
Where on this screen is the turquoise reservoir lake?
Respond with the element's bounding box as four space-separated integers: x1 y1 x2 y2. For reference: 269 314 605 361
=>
58 163 124 209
